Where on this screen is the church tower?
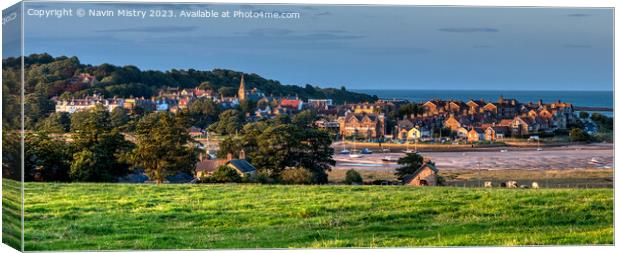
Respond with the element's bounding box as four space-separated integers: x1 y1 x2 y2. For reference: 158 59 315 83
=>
238 74 246 101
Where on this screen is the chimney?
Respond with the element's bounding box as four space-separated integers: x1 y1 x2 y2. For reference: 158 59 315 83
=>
227 153 233 161
239 149 246 160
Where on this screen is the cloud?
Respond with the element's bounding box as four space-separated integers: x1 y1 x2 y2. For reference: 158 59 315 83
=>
437 27 499 33
97 26 198 33
564 44 592 48
567 13 593 17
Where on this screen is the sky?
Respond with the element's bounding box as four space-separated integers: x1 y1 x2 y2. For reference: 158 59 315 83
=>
8 2 614 90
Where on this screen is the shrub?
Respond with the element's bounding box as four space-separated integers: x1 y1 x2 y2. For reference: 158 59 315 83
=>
210 165 242 183
280 168 313 184
247 171 274 184
344 169 363 185
569 128 590 142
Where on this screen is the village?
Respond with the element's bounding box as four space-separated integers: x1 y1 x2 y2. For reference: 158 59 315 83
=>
55 73 586 143
47 73 612 187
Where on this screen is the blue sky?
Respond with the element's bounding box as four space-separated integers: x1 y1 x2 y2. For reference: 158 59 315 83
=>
16 2 614 90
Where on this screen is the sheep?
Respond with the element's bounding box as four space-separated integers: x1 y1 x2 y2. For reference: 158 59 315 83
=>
484 181 493 188
506 181 519 188
531 182 539 189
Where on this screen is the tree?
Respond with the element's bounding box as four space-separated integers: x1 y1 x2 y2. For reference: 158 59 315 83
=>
344 169 363 185
218 87 237 97
292 110 317 127
569 128 590 142
209 109 243 135
37 112 71 133
130 112 197 184
198 81 214 91
398 103 422 118
209 165 242 183
110 107 130 129
250 124 334 183
395 153 424 181
239 99 257 115
25 132 73 182
188 97 220 129
69 105 133 182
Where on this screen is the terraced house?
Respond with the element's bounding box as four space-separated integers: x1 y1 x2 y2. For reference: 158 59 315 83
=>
337 111 386 139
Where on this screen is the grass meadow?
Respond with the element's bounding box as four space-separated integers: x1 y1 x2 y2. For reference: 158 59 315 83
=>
12 180 614 250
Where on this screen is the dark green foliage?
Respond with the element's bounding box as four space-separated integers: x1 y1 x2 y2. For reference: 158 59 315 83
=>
579 111 590 119
570 128 591 142
37 112 71 133
187 97 220 129
280 167 313 184
208 165 242 183
130 112 197 183
292 110 317 127
110 107 130 129
218 87 237 97
344 169 363 185
398 103 423 118
239 99 257 115
25 132 73 182
590 113 613 132
209 109 243 135
68 105 133 182
395 153 424 181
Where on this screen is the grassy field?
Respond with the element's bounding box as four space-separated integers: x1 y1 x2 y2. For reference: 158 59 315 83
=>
15 181 614 250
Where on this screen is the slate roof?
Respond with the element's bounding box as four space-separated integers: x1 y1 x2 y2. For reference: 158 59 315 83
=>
227 159 257 174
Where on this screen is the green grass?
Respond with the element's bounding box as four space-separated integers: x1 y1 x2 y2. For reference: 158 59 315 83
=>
20 181 613 250
2 179 22 251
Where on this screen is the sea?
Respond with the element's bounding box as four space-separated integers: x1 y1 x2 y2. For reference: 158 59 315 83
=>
355 89 614 117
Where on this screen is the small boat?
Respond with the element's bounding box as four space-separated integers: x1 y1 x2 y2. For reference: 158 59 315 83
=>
536 147 543 151
403 149 417 154
361 148 373 154
381 156 398 162
340 136 350 154
382 148 391 152
500 149 508 153
349 153 364 158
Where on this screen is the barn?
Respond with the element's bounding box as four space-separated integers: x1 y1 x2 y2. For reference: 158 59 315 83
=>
403 162 439 186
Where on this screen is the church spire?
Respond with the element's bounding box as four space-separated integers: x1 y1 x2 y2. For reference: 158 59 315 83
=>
238 74 246 101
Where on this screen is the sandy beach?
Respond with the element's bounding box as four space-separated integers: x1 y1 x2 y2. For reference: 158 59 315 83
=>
334 144 613 171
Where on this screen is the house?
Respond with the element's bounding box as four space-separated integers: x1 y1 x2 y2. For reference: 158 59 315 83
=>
443 115 461 131
466 100 486 114
456 127 469 139
510 116 535 136
280 98 304 111
467 128 485 142
399 127 421 140
337 112 385 139
195 151 257 179
307 99 333 109
403 162 439 186
484 126 509 141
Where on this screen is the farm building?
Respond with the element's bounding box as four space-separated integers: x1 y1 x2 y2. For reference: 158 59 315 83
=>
403 162 439 186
